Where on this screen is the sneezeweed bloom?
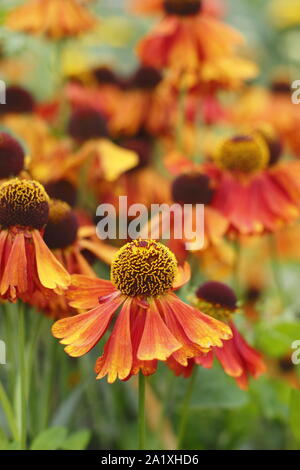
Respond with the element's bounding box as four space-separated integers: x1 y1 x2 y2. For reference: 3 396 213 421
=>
103 133 170 209
28 199 115 318
44 199 116 277
137 0 257 89
52 239 232 383
0 132 25 179
205 133 300 235
6 0 96 40
0 179 70 302
110 66 174 137
169 281 266 389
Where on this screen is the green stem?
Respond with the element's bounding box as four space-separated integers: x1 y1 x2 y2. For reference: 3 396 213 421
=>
138 373 146 450
39 335 56 431
232 239 241 299
0 382 19 442
269 234 286 306
177 367 198 450
17 301 27 449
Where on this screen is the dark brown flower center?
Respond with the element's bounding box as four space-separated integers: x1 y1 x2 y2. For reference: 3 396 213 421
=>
43 199 79 249
0 132 25 178
172 173 214 204
163 0 202 16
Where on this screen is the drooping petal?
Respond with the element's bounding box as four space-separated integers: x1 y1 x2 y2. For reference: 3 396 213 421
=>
0 232 28 299
52 293 124 357
127 302 158 379
95 298 133 383
157 297 207 366
231 322 266 379
67 274 116 309
164 293 232 349
137 299 181 361
32 230 71 290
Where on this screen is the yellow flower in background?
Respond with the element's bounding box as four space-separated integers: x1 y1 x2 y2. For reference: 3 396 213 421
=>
6 0 96 40
269 0 300 28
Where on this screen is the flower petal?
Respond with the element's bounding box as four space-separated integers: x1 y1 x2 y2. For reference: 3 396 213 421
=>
95 298 133 383
137 299 181 361
52 293 124 357
32 230 70 290
67 274 116 309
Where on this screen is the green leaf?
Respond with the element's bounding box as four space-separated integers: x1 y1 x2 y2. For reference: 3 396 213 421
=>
30 427 67 451
188 366 249 410
290 389 300 441
61 430 91 450
0 428 9 450
257 322 300 358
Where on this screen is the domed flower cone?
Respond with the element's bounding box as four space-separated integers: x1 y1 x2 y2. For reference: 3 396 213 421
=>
0 178 70 302
52 239 232 383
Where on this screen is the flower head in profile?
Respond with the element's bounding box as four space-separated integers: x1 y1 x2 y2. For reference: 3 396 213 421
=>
0 178 70 302
137 0 257 89
169 281 266 389
205 132 300 235
6 0 96 40
27 199 116 318
52 239 232 383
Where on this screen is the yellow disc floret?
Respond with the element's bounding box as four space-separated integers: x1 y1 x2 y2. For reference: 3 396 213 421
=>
214 134 270 174
111 239 178 297
0 178 49 229
48 199 71 224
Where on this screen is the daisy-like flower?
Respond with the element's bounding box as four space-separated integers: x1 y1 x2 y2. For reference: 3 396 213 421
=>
205 132 300 235
29 108 139 189
27 199 116 318
169 281 266 390
44 199 116 276
110 66 174 137
137 0 257 89
0 178 70 302
6 0 96 40
52 239 232 383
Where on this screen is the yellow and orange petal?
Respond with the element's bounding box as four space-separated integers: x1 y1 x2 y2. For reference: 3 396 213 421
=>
137 13 256 89
6 0 96 40
52 240 232 382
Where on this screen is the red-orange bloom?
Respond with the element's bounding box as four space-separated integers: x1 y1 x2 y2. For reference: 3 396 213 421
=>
205 134 300 235
169 282 266 389
0 179 70 302
52 239 232 383
137 1 257 89
6 0 96 40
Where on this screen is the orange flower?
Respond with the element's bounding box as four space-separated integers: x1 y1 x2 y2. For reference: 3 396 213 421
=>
26 199 116 318
109 66 174 137
44 199 117 277
169 281 266 389
205 133 300 236
137 0 257 89
52 239 232 383
0 178 70 302
6 0 96 40
129 0 225 18
146 153 229 262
